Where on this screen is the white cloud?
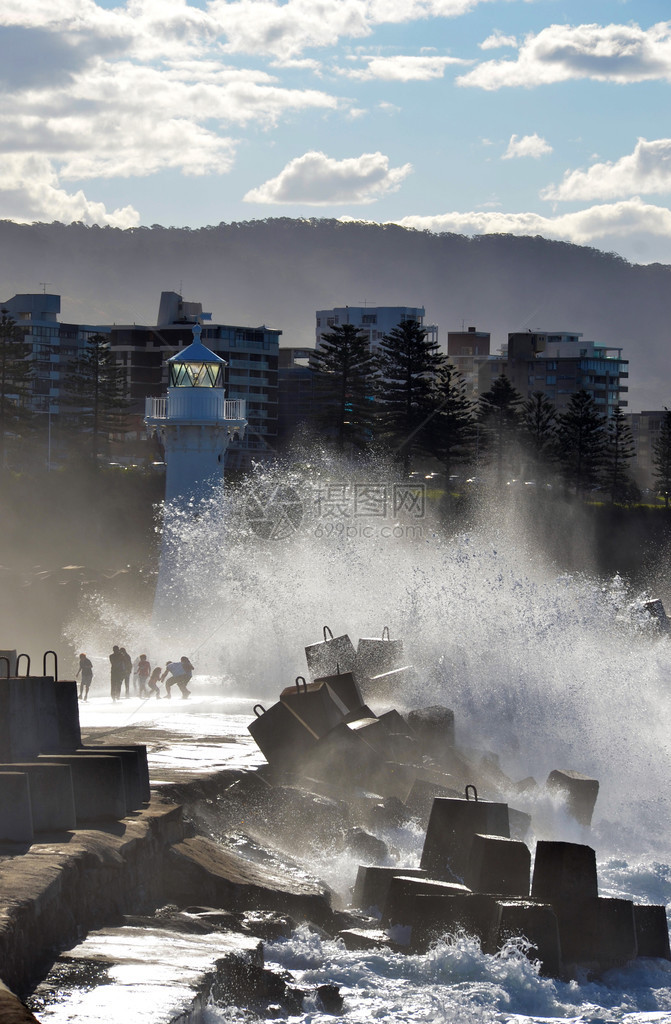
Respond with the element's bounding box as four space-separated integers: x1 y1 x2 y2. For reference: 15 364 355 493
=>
211 0 488 59
343 54 469 81
543 138 671 201
243 150 412 204
394 197 671 250
502 133 553 160
0 154 139 227
479 30 517 50
459 21 671 90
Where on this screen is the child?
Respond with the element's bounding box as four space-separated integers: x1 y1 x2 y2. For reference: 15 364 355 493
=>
146 665 162 698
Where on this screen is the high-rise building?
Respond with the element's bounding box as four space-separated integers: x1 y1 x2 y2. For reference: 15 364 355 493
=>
447 326 490 398
0 292 107 415
315 306 438 351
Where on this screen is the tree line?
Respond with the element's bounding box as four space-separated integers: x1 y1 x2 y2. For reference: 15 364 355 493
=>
312 319 671 504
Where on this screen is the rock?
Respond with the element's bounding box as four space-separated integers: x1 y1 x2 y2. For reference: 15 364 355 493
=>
338 928 396 951
0 983 41 1023
241 910 297 942
367 796 412 830
165 836 334 927
316 983 344 1014
344 828 388 863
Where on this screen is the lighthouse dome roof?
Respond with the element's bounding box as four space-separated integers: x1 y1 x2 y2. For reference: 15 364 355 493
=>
168 323 226 366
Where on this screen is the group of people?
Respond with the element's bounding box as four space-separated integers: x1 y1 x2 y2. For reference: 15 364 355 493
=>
75 649 195 701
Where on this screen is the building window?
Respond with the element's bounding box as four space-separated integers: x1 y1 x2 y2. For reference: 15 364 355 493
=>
362 314 377 324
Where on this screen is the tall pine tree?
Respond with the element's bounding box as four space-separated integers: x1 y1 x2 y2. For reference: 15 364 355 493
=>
375 318 445 473
603 405 637 503
555 390 607 495
64 333 128 461
478 375 523 486
520 391 557 483
312 322 374 451
0 310 34 469
427 362 476 480
652 408 671 508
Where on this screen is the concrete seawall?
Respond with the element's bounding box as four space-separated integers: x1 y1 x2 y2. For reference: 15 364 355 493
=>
0 796 184 998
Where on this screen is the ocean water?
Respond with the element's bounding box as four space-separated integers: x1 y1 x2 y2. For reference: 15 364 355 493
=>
66 460 671 1022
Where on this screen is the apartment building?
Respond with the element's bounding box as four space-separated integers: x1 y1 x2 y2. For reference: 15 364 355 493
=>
315 305 438 352
479 331 629 415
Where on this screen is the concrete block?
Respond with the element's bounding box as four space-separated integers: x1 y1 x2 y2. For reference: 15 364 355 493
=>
466 833 531 897
0 651 17 676
545 769 599 827
52 680 82 752
0 762 76 832
89 743 150 803
37 753 126 822
366 665 418 703
355 631 405 681
0 679 41 762
408 891 496 952
0 772 33 842
407 705 456 755
509 806 532 841
556 897 637 969
406 779 462 823
305 628 356 680
248 701 319 768
280 678 348 737
531 841 598 904
353 865 427 914
381 875 471 928
489 899 561 976
76 747 146 810
314 671 363 714
420 796 510 882
634 904 671 959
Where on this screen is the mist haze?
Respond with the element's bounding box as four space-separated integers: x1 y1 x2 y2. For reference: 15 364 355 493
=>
2 219 670 411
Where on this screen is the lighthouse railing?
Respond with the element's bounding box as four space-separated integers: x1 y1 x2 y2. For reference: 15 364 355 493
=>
144 394 246 423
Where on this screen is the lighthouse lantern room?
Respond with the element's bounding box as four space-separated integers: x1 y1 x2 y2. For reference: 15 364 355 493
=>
145 324 247 504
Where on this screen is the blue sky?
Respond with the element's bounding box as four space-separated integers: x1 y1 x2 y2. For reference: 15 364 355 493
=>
2 0 671 263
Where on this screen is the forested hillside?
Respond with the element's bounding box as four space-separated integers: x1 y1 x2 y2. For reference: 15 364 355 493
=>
0 219 669 409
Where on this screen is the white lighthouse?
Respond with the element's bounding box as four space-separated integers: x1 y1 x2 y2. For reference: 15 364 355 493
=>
144 324 247 504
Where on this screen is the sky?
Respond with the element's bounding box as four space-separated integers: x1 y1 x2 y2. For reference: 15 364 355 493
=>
2 0 671 265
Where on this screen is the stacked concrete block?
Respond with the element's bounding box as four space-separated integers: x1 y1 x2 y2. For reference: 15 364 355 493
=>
545 770 599 827
355 628 405 683
0 763 76 832
634 905 671 959
381 875 472 929
353 865 427 915
0 772 33 843
487 900 561 976
305 626 357 680
531 841 640 970
420 795 510 881
37 753 127 823
465 833 531 897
